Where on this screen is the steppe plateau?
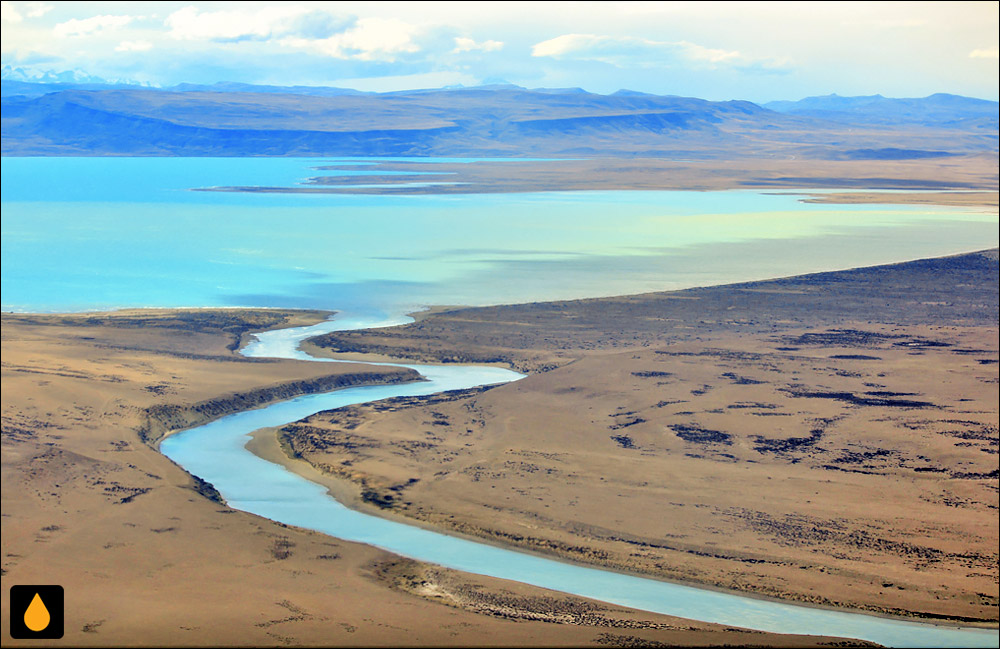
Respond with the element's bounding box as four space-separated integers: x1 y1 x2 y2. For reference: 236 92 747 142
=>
294 250 999 623
2 310 854 646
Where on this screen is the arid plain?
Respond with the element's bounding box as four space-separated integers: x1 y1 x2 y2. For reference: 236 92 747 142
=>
299 250 999 624
2 310 857 646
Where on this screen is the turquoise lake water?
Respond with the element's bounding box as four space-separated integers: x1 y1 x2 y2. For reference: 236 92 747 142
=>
2 157 997 313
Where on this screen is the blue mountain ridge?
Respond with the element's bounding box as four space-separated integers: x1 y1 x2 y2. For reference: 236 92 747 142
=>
2 81 996 158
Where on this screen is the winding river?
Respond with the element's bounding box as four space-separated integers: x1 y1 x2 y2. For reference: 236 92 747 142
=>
159 313 999 649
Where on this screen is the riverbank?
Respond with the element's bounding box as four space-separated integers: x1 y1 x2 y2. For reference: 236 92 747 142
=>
1 308 855 646
290 250 1000 625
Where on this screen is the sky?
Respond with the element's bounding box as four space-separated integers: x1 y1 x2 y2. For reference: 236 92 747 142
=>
1 1 998 102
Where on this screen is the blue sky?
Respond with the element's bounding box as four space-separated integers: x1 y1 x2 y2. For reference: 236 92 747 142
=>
2 1 998 101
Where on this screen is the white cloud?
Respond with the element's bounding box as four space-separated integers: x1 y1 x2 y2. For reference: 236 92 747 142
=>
165 5 315 42
116 40 152 53
282 17 421 62
329 70 479 93
531 34 597 58
969 47 999 59
1 1 22 23
453 36 503 54
531 33 783 71
23 2 51 19
53 14 133 38
679 41 742 64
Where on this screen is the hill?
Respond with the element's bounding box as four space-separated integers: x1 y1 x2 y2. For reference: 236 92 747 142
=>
2 84 996 158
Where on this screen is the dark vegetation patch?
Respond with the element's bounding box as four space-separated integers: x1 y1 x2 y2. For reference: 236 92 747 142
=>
865 390 920 397
1 416 62 443
610 435 636 449
631 371 673 378
780 388 937 408
270 538 295 560
938 424 998 443
720 372 765 385
827 448 895 472
190 475 224 503
829 354 882 360
784 329 903 347
727 509 977 565
893 338 952 349
361 477 421 509
653 400 686 408
752 420 832 456
951 468 1000 480
727 402 779 409
113 486 151 504
609 417 646 430
595 633 671 647
670 424 732 445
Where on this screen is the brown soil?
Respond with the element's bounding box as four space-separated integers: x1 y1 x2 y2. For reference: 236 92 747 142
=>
1 308 852 646
292 251 1000 624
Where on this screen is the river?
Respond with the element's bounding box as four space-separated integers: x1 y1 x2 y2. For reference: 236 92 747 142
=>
159 314 999 648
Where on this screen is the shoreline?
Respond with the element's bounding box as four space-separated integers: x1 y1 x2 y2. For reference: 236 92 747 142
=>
4 251 997 638
284 249 998 625
202 183 1000 210
189 156 1000 210
11 309 843 646
242 421 999 630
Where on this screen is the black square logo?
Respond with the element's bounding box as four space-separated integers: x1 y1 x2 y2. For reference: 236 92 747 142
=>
9 585 64 639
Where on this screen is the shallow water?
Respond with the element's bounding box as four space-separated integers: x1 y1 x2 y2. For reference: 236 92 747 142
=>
2 157 997 313
159 316 999 648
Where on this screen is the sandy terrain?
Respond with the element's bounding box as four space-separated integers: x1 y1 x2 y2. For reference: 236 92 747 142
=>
294 251 999 624
1 309 849 646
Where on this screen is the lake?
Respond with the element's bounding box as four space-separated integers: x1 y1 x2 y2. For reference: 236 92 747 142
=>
2 157 997 313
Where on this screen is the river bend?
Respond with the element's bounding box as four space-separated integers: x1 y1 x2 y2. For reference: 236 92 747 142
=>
159 313 999 648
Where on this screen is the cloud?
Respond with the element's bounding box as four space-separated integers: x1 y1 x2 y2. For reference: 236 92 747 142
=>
115 40 152 53
23 2 51 19
165 5 348 43
164 6 418 62
1 1 23 23
328 70 479 92
452 36 503 54
531 33 787 72
281 17 422 62
53 14 134 38
969 47 999 59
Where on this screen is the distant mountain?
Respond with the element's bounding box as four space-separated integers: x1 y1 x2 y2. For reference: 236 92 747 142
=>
764 93 998 129
167 82 370 97
1 84 996 158
1 66 155 97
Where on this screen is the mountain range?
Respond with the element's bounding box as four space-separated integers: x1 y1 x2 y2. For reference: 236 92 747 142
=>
2 80 996 158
